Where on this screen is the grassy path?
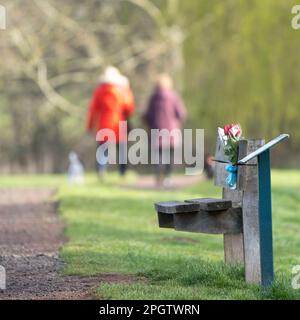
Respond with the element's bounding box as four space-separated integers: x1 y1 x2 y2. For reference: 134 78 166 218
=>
59 171 300 299
1 171 300 299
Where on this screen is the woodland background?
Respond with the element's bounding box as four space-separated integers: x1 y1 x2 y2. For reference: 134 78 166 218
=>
0 0 299 173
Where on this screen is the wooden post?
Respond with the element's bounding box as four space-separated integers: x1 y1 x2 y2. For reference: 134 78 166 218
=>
238 134 289 286
223 189 244 265
258 149 274 287
222 140 248 266
241 139 265 284
214 137 245 265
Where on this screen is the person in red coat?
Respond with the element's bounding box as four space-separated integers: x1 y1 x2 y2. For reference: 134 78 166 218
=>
87 67 134 177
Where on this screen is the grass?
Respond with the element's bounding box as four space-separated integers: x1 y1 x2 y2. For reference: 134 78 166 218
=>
1 170 300 299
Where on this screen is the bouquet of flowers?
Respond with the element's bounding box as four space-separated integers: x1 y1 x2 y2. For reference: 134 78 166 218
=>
218 124 243 189
218 124 242 165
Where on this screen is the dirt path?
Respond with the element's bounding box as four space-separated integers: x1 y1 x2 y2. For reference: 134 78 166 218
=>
0 188 139 300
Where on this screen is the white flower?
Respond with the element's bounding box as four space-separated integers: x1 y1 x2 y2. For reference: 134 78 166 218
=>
218 127 228 146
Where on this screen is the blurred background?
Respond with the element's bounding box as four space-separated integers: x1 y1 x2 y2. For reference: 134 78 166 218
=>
0 0 299 174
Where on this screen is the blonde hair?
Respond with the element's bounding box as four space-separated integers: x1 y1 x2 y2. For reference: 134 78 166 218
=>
156 73 173 90
99 66 124 86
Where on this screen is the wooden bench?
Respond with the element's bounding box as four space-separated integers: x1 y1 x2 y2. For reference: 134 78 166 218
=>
154 134 289 287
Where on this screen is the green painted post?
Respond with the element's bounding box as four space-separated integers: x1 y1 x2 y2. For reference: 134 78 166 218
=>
258 149 274 287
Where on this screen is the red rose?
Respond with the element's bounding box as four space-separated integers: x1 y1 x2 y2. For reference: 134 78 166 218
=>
224 124 234 135
228 124 242 138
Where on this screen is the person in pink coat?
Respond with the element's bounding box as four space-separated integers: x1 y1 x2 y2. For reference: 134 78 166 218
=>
144 74 187 187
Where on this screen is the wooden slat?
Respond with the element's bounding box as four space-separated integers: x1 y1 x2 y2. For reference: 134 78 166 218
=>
223 234 244 265
222 139 250 265
215 139 250 190
214 162 228 188
173 207 242 235
214 136 229 162
184 198 232 212
157 212 174 229
223 189 244 265
214 137 229 188
236 140 249 190
155 201 199 214
238 140 261 191
238 134 289 164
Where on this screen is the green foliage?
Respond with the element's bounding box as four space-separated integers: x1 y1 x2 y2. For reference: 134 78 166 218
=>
180 0 300 159
0 0 299 172
224 138 239 165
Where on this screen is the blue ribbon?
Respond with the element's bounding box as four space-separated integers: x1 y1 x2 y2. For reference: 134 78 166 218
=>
226 165 238 190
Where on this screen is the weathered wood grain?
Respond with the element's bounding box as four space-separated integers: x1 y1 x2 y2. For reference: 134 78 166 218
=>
214 162 228 188
223 234 244 265
242 139 265 284
214 140 257 190
222 139 250 265
238 140 260 192
184 198 232 212
214 137 230 188
155 201 199 214
236 139 249 190
214 136 229 162
173 207 243 235
238 134 289 164
223 189 244 265
215 139 250 190
157 212 174 229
